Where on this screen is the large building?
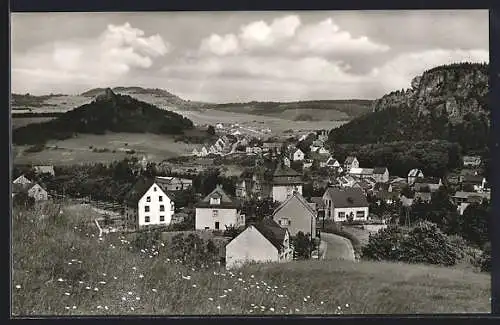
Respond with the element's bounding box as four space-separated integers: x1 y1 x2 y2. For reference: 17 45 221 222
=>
271 165 303 203
195 185 245 231
272 192 316 237
125 179 175 229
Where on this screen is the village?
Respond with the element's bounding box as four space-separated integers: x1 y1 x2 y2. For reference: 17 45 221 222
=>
12 124 490 270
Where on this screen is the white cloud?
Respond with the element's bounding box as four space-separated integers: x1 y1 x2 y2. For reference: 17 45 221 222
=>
12 22 170 93
370 48 489 92
200 33 240 56
290 18 390 55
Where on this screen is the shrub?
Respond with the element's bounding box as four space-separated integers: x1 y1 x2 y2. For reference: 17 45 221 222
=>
292 231 314 260
362 226 405 262
479 242 491 272
13 192 35 208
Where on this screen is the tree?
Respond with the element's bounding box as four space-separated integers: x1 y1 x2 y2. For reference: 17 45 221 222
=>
13 192 35 208
457 201 490 248
362 226 405 261
207 125 216 136
293 231 313 259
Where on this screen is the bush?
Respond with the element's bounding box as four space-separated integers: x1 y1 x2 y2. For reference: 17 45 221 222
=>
479 242 491 272
363 221 462 266
166 233 220 268
293 231 314 260
13 192 35 208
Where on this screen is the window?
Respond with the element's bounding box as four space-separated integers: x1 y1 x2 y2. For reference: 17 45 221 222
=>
215 222 220 230
280 219 290 226
153 187 157 192
145 206 150 212
356 211 365 218
159 196 163 202
146 196 151 202
160 205 165 212
145 216 150 223
338 212 346 219
210 197 221 205
212 210 219 217
205 227 210 230
160 215 165 222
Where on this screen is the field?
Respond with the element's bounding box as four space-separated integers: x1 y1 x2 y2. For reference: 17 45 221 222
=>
13 132 200 165
12 117 57 129
12 203 491 316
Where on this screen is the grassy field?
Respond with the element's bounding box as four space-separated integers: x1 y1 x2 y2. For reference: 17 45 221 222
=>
12 117 57 129
12 203 491 316
13 132 200 165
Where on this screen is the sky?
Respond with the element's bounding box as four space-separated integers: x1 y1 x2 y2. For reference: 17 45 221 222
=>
11 10 489 103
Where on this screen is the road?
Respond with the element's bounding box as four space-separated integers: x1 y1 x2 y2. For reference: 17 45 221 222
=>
321 232 356 261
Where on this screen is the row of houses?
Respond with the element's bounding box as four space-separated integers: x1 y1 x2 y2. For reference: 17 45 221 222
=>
192 136 233 157
12 174 49 201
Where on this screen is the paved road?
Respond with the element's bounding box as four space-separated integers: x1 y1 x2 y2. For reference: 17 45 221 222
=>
321 232 356 261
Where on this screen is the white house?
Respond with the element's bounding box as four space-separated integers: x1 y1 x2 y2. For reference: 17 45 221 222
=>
33 165 55 177
452 191 490 215
283 156 291 168
344 156 359 173
13 174 32 185
192 148 200 156
463 156 481 168
155 176 192 191
272 165 303 203
195 185 245 231
292 149 305 161
27 183 49 201
323 187 369 222
200 147 209 157
349 168 374 179
225 219 292 269
310 146 320 153
303 159 313 169
407 169 424 185
318 147 330 155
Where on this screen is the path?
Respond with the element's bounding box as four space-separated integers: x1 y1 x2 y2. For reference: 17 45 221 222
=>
321 232 356 261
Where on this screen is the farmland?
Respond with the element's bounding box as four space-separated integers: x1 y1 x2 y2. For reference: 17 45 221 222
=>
12 203 491 315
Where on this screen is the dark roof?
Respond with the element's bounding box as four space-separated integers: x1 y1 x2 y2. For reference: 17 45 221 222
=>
125 178 156 207
195 186 240 209
375 190 399 201
310 197 325 209
373 167 388 174
273 164 301 177
272 165 303 185
253 218 287 251
414 177 441 185
462 175 484 183
324 187 369 208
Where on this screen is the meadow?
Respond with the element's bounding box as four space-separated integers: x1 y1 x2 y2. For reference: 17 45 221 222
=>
12 203 491 316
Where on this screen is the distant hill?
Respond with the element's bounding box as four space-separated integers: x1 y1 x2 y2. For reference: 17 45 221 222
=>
328 62 489 153
201 100 373 121
12 88 194 145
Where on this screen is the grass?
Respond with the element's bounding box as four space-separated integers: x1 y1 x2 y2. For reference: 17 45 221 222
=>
12 203 491 316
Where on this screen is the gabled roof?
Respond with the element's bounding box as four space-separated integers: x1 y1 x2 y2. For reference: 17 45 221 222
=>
345 156 357 164
253 218 288 251
272 164 302 185
323 187 369 208
408 169 424 177
373 167 388 174
195 185 240 209
125 178 170 207
272 192 316 218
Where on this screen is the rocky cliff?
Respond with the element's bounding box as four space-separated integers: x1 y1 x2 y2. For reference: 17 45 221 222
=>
372 63 489 124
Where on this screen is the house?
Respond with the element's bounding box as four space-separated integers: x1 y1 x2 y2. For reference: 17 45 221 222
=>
374 182 393 193
192 148 200 156
325 157 341 169
13 182 49 201
33 165 55 177
225 219 292 269
195 185 244 231
344 156 359 173
272 192 317 237
375 189 400 205
155 176 192 191
318 147 330 155
463 155 481 168
322 187 369 222
309 197 326 220
125 179 175 228
354 179 374 194
349 168 374 179
338 175 357 188
292 149 305 161
372 167 389 183
413 177 442 192
271 164 303 203
13 174 32 185
283 156 291 168
407 169 424 185
209 145 217 154
302 159 313 169
414 191 432 203
317 130 328 142
236 167 269 200
461 175 487 192
452 191 490 215
262 142 282 154
200 147 209 157
310 146 320 153
216 123 224 129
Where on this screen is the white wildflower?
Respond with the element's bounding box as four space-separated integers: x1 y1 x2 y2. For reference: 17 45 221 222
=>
113 276 118 280
208 297 214 301
270 307 275 312
128 292 133 295
57 278 64 282
295 308 300 312
136 297 140 301
15 284 21 289
97 305 103 309
217 306 221 310
99 281 106 285
192 284 197 288
102 273 107 277
68 262 72 265
152 288 157 293
227 288 232 292
122 297 127 301
65 306 70 310
181 275 191 280
130 307 134 311
303 298 308 302
72 306 76 309
64 292 70 296
94 287 99 291
132 267 137 271
320 301 324 305
85 286 91 290
345 303 349 308
78 281 84 284
220 294 227 298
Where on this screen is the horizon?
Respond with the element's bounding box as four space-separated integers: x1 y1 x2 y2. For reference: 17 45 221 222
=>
11 10 489 102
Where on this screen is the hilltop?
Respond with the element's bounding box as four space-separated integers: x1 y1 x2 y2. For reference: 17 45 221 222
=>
12 203 490 315
12 88 194 145
328 62 489 153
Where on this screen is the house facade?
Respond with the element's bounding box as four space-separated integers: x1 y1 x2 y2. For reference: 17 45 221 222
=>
155 176 192 191
322 187 369 222
372 167 390 183
225 219 292 269
344 156 359 173
135 183 175 228
463 155 482 168
27 183 49 201
271 165 303 203
407 169 424 185
292 149 305 161
195 185 244 230
349 168 374 179
33 165 55 176
272 192 316 237
13 175 32 185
